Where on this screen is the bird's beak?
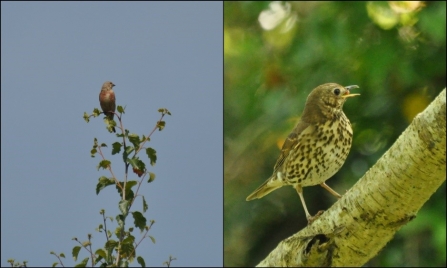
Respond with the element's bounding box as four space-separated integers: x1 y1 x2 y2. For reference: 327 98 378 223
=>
342 85 360 98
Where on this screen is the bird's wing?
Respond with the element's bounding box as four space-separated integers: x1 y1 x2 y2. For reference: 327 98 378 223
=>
110 91 116 112
273 121 313 172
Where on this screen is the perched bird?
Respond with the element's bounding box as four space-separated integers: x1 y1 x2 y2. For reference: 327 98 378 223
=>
99 81 116 133
246 83 359 223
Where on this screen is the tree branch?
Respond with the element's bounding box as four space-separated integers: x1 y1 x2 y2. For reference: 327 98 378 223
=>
256 89 446 267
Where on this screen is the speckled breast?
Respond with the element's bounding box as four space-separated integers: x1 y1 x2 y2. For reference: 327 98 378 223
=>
284 114 353 187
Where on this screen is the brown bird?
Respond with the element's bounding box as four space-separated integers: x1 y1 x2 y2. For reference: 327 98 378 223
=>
246 83 359 223
99 81 116 133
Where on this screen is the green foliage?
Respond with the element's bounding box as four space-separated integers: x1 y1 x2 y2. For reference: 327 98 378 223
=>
74 257 89 267
132 211 147 232
7 259 28 268
224 1 445 267
162 255 177 268
142 196 149 212
13 105 175 267
72 245 81 261
47 107 174 266
147 172 156 183
137 256 146 267
146 148 157 166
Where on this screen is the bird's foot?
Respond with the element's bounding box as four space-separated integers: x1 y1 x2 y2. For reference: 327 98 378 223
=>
307 210 325 224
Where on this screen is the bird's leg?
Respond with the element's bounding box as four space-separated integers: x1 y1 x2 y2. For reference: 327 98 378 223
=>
320 182 342 199
295 185 312 222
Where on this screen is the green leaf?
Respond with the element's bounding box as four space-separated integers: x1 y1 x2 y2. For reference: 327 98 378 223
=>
132 211 147 232
122 236 135 245
95 249 107 259
157 120 165 131
94 255 104 265
119 200 130 215
113 227 120 238
105 239 118 251
125 189 135 201
128 158 146 179
143 196 148 212
149 235 156 244
121 239 136 260
97 160 111 170
103 117 116 133
128 157 146 171
96 177 115 195
125 180 138 191
117 105 125 113
158 108 172 115
142 135 150 142
123 145 135 162
116 214 125 228
124 181 137 201
137 256 146 267
72 246 81 261
112 142 122 155
128 133 141 148
146 148 157 166
74 257 89 267
93 108 101 116
83 112 89 122
148 172 156 183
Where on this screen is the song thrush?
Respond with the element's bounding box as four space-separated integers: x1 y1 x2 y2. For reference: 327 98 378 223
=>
99 81 116 133
246 83 359 223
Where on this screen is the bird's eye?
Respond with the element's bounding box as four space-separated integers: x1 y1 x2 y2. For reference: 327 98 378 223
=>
333 88 340 95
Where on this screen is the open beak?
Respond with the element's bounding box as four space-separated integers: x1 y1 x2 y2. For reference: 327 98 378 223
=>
342 85 360 98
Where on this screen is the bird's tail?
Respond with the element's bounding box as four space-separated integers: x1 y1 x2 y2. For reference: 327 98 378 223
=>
246 174 283 201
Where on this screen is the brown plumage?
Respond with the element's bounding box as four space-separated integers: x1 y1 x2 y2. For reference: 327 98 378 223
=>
99 81 116 133
246 83 359 223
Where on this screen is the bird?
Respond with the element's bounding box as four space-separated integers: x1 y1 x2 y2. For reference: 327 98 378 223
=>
246 83 359 223
99 81 116 133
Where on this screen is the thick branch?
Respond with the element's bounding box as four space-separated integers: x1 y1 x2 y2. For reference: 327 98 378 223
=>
257 89 446 267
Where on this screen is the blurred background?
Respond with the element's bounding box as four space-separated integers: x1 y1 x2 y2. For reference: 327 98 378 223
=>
224 1 445 267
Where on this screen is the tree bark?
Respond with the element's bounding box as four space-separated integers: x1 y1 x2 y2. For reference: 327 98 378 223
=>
256 89 446 267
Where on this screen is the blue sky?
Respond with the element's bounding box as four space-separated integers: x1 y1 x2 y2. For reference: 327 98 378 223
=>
1 2 222 267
